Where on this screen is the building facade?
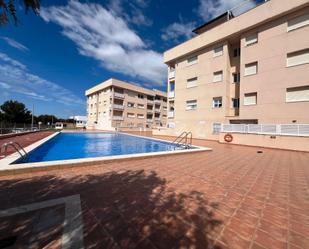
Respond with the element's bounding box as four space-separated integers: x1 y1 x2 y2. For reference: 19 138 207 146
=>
164 0 309 139
86 78 167 130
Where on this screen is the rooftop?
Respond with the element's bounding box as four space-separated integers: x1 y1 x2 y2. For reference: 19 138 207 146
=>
0 133 308 248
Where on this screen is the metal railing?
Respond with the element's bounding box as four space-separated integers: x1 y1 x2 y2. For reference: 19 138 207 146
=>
0 141 28 160
171 131 192 149
221 124 309 137
113 104 124 110
114 92 125 99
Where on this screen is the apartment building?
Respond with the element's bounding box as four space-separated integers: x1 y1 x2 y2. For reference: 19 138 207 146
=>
164 0 309 139
85 78 167 130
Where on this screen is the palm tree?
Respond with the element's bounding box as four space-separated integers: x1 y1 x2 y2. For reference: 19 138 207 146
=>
0 0 40 26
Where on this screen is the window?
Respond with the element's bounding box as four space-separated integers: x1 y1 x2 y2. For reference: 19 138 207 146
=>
233 72 240 83
213 46 223 57
213 123 222 134
244 92 257 105
233 48 241 57
245 33 258 46
244 62 258 76
287 49 309 67
232 98 240 108
127 102 135 108
286 85 309 102
213 71 223 82
138 94 144 99
287 13 309 32
212 97 222 108
137 104 144 109
187 77 198 88
186 100 197 110
137 114 144 119
127 113 135 118
187 56 198 66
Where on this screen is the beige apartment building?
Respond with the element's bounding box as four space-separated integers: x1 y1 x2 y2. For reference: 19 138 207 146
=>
164 0 309 140
85 78 167 130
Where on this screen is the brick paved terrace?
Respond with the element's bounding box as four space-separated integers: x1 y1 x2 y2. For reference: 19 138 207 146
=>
0 134 308 248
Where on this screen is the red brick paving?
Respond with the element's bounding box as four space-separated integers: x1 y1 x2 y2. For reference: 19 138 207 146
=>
0 131 53 158
0 134 308 248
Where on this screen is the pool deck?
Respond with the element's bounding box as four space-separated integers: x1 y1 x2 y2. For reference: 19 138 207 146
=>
0 132 309 248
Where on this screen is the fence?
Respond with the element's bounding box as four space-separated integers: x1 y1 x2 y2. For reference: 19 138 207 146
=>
0 123 51 135
220 124 309 137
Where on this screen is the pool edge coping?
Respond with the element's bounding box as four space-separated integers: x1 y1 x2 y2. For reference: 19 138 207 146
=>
0 131 212 176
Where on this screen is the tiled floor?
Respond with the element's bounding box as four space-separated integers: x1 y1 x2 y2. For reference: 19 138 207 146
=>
0 134 309 248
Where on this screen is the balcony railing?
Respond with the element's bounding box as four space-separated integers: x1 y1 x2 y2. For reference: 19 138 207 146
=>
154 99 161 104
114 92 125 99
147 99 154 104
168 111 174 118
113 104 124 110
168 91 175 98
154 118 160 121
220 124 309 137
154 108 161 112
169 70 175 79
147 119 153 123
113 116 124 121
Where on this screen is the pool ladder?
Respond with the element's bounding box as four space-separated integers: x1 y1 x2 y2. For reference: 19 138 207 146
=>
0 141 28 160
171 131 193 149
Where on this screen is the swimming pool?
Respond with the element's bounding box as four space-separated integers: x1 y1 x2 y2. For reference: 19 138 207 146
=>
14 132 184 164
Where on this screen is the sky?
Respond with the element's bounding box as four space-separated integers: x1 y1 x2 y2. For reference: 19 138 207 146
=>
0 0 262 118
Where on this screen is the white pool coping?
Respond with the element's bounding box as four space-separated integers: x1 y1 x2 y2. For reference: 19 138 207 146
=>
0 131 212 175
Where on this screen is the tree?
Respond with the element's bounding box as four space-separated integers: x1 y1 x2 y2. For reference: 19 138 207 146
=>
0 0 40 26
35 114 58 125
0 100 32 123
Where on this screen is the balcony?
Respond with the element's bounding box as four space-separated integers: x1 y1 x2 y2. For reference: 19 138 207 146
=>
154 117 160 121
168 91 175 98
113 104 124 110
114 92 125 99
147 119 153 123
147 99 154 104
154 99 161 104
113 116 124 121
168 111 174 118
147 109 153 113
169 70 175 79
154 108 161 113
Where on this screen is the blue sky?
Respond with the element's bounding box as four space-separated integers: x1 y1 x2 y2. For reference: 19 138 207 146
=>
0 0 262 118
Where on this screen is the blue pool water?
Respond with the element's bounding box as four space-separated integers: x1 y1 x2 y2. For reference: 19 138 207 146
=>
14 132 182 164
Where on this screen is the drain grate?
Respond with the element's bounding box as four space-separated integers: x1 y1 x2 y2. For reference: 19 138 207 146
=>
0 236 17 249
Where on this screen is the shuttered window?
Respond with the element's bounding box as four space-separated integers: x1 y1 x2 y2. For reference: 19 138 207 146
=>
245 33 258 46
186 100 197 110
286 86 309 102
287 13 309 32
213 46 223 57
187 77 198 88
213 71 223 82
244 62 258 76
187 56 198 66
244 93 257 105
287 49 309 67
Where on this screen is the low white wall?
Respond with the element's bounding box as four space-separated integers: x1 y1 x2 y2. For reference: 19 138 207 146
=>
219 132 309 152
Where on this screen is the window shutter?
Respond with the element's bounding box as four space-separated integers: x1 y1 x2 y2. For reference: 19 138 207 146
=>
287 49 309 67
287 13 309 32
245 33 258 46
244 93 257 105
213 71 223 82
213 46 223 57
187 77 198 88
286 86 309 102
245 62 258 76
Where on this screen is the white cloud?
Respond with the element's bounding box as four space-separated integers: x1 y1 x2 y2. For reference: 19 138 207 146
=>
197 0 257 21
0 52 84 105
161 22 196 43
0 37 29 52
41 0 165 85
